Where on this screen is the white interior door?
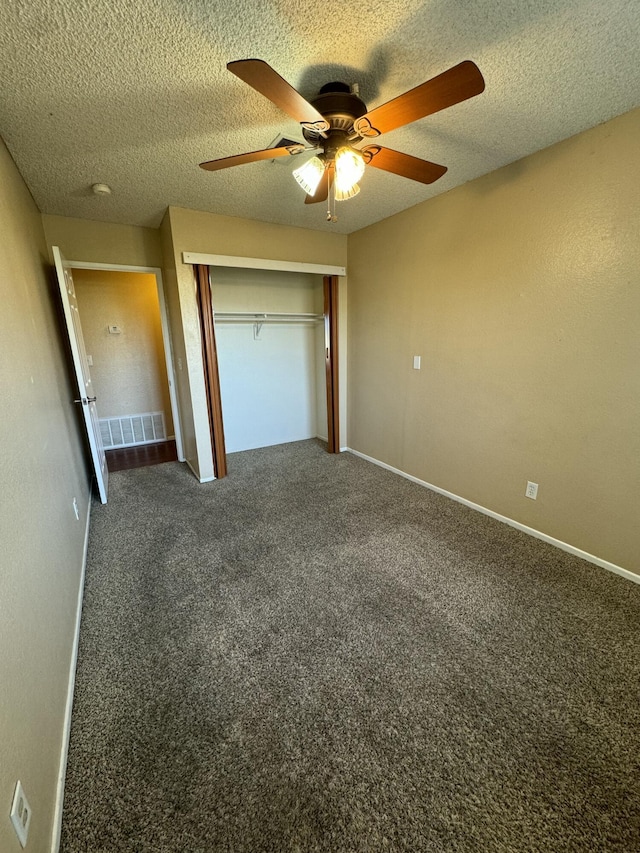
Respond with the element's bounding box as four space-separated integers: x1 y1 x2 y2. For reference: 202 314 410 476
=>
53 246 108 503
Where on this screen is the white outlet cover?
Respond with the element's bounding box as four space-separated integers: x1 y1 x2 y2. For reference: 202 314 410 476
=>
525 481 539 500
10 781 31 848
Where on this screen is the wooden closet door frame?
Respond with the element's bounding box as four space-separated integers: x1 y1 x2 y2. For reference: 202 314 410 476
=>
324 275 340 453
192 261 342 473
194 264 227 478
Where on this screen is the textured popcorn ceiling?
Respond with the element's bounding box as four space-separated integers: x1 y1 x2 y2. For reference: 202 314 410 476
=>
1 0 639 234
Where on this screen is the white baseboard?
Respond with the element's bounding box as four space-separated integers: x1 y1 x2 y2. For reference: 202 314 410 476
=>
315 434 348 453
346 448 639 586
50 493 92 853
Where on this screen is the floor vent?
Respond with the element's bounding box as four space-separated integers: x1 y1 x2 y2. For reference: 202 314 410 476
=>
100 412 166 449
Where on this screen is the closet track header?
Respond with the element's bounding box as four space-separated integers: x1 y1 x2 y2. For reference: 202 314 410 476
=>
183 252 345 277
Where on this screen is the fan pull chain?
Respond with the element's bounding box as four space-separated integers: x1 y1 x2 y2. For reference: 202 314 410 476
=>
326 179 338 223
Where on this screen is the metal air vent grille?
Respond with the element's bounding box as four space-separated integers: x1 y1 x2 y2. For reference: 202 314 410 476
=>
100 412 166 448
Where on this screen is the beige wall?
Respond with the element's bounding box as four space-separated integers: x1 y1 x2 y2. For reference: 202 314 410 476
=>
42 214 162 268
347 107 640 575
73 269 174 435
169 207 349 265
163 207 348 479
0 141 90 850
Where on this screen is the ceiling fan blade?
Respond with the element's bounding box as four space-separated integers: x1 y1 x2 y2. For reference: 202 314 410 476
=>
353 61 485 138
228 59 330 134
362 145 447 184
304 166 334 204
200 144 305 171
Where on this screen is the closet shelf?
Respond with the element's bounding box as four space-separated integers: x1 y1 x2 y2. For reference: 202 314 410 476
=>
214 311 323 324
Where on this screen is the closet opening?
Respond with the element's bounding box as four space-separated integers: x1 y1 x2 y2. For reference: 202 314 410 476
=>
194 261 341 478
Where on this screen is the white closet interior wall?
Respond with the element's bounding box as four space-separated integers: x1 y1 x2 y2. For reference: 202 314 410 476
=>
212 267 327 453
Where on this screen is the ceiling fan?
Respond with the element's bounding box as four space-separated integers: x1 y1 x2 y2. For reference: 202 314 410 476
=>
200 59 485 219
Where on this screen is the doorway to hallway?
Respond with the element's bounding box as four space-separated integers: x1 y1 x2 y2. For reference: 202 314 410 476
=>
68 262 184 481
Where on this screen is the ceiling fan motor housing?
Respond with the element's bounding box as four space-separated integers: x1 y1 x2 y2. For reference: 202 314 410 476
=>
302 82 368 147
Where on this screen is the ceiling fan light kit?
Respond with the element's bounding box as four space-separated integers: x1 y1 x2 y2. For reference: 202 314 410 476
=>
292 155 325 195
334 146 365 194
335 182 360 201
199 58 485 223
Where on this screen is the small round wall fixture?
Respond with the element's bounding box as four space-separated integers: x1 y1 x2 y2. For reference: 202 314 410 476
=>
92 183 112 196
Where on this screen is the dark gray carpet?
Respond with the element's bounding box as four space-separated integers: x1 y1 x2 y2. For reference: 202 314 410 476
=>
61 439 640 852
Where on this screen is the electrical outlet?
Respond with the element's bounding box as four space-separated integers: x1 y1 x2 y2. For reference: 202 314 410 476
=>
413 355 421 370
525 481 538 500
10 781 32 848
